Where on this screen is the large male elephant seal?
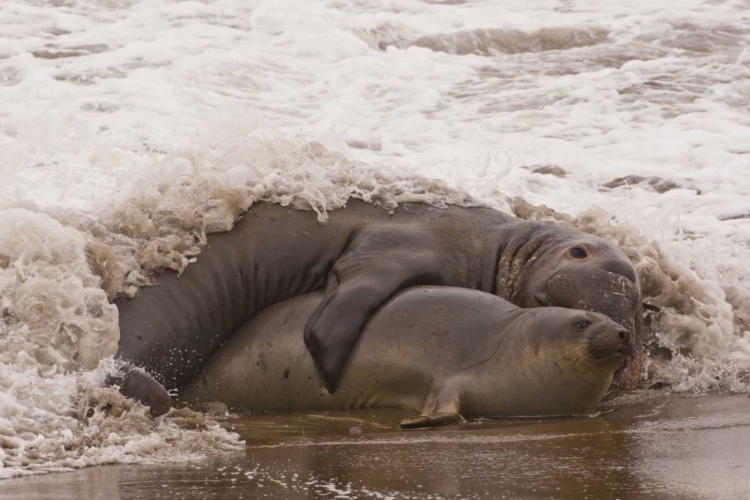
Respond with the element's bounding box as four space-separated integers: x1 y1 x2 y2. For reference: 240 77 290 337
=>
183 288 630 427
115 200 641 414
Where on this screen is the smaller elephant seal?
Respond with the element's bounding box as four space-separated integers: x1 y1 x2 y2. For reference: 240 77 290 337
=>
183 287 630 428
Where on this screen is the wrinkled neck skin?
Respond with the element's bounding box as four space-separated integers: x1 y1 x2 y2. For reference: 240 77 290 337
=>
494 224 569 302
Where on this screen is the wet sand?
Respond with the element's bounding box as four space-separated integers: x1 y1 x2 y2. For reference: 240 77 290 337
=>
3 392 749 500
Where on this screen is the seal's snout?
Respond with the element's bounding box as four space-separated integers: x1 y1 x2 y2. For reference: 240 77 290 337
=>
587 321 630 362
599 259 637 285
540 262 640 335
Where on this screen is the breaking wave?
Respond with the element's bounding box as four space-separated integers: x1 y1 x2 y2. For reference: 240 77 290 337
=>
409 27 609 56
2 133 749 478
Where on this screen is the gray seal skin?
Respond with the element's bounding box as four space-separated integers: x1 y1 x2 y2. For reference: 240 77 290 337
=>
115 200 642 414
183 288 631 428
106 365 171 418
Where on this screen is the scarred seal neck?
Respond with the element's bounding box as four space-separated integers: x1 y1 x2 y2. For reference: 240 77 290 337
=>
493 223 562 302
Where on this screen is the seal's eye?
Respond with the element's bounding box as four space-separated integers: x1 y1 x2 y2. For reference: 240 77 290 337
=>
570 246 588 259
574 320 591 332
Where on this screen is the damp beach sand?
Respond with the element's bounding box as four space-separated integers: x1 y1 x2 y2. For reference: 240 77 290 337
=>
3 392 749 500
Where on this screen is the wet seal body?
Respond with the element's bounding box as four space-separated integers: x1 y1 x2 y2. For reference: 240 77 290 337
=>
183 288 630 427
116 200 642 415
106 365 171 418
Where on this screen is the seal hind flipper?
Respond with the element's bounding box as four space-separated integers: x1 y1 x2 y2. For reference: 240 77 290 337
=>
106 364 172 417
304 229 444 392
399 385 462 429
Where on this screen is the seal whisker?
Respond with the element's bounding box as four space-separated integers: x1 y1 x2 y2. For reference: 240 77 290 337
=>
562 345 592 365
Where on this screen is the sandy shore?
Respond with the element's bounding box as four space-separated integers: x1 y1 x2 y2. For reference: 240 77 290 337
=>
3 391 749 500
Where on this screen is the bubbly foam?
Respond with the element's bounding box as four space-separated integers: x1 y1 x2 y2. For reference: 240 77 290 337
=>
0 136 486 477
409 27 610 56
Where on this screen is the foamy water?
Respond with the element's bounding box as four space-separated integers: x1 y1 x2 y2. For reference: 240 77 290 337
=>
1 0 749 478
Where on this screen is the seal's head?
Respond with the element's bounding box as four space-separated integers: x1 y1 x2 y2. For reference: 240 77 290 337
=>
530 308 631 369
481 307 631 417
515 232 641 379
531 309 630 411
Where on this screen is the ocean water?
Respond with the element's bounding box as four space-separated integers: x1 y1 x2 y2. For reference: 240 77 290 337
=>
1 0 749 479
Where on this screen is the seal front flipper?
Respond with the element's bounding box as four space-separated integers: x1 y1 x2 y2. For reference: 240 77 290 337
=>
400 383 462 430
399 386 462 429
399 412 461 429
106 364 172 417
304 235 443 392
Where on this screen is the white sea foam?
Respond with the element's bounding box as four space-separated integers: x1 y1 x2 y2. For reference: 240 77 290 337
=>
1 0 749 477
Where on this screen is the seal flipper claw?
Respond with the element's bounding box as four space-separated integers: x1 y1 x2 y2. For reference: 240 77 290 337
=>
400 385 462 429
106 364 172 417
399 412 460 429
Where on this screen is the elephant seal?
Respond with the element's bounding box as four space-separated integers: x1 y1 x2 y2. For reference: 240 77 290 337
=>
183 287 630 427
116 200 641 415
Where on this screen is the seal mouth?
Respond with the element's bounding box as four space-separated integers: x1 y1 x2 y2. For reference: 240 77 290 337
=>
591 351 627 369
588 326 631 362
595 343 632 362
616 341 633 358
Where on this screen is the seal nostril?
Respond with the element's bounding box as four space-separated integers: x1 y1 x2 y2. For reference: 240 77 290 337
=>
618 330 627 341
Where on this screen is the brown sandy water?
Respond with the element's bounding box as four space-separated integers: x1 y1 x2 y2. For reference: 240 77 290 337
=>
3 392 749 500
